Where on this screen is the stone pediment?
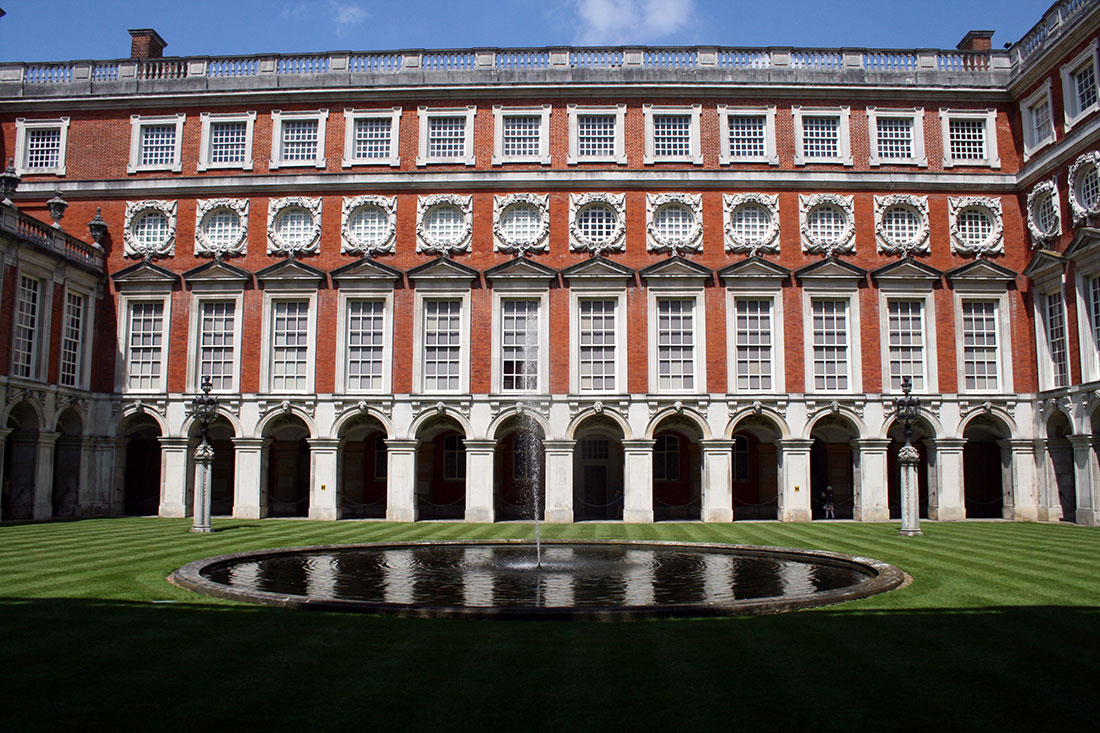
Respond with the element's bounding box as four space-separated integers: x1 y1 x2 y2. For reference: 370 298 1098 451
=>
485 257 557 286
1022 249 1067 279
182 259 252 288
111 260 180 292
794 257 867 285
870 258 943 285
331 257 402 286
255 257 326 286
718 256 790 286
945 258 1017 285
407 256 480 285
1063 227 1100 260
561 255 634 283
639 255 712 284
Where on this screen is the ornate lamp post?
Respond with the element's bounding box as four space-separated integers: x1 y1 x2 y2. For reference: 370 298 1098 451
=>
87 207 108 248
190 377 218 533
1 158 21 205
894 376 923 537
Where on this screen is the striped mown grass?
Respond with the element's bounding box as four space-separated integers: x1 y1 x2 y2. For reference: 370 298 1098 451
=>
1 518 1097 730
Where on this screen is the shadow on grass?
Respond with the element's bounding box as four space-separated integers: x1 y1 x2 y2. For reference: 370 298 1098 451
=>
1 597 1096 730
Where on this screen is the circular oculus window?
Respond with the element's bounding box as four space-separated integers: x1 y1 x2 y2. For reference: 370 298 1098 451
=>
423 204 467 245
1031 194 1058 236
1075 164 1100 213
132 210 171 248
729 203 773 245
652 203 696 244
806 204 848 244
274 207 315 247
576 203 619 243
955 206 995 246
881 205 922 245
347 205 392 247
499 203 543 245
200 208 242 249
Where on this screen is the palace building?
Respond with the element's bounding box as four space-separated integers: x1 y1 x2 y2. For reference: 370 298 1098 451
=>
3 0 1100 525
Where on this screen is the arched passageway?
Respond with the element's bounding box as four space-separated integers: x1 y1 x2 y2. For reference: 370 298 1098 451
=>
962 415 1009 519
52 409 84 518
887 417 932 520
731 416 781 520
809 415 858 519
416 417 466 520
263 415 310 517
120 413 162 516
339 415 388 519
1047 411 1076 523
573 416 624 521
188 415 236 516
495 415 545 521
3 402 40 520
652 416 702 521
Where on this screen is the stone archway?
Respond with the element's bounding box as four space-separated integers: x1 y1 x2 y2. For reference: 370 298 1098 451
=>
3 402 41 520
415 416 467 520
572 416 624 521
119 413 162 516
339 414 388 519
651 415 702 521
52 408 84 518
1047 411 1076 523
962 415 1010 519
494 414 545 521
263 415 310 518
886 417 933 520
809 415 858 520
731 415 782 520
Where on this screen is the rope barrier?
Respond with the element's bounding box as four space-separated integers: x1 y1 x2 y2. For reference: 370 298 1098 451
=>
575 492 624 509
733 497 778 508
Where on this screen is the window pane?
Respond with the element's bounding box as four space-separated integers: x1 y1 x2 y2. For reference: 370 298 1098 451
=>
427 116 466 158
199 301 236 391
271 300 309 391
577 114 616 157
728 115 765 158
1046 292 1068 388
12 276 40 379
876 117 913 159
127 302 164 390
281 119 319 161
354 117 392 159
209 121 247 163
424 300 461 391
653 114 691 157
347 300 385 391
962 301 999 391
888 300 925 391
60 291 84 387
140 124 176 166
949 118 986 160
736 299 772 391
502 115 541 157
657 299 694 391
579 300 616 390
502 299 539 391
24 128 61 169
802 116 839 158
812 299 848 390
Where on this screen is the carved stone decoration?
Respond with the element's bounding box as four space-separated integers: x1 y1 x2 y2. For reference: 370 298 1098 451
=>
646 193 702 253
342 195 397 256
874 194 930 256
267 197 322 256
123 200 177 259
1026 179 1062 249
194 198 248 258
569 192 626 254
1068 150 1100 224
493 193 550 255
948 196 1004 256
799 193 855 256
417 194 473 256
724 193 780 254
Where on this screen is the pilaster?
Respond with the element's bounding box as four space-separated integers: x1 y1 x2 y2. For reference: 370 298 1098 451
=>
308 438 340 520
231 437 268 519
543 439 574 523
158 436 191 518
1004 439 1039 522
1068 434 1099 525
622 439 655 523
855 438 891 521
778 439 813 522
930 438 966 520
0 427 10 521
463 439 496 523
33 431 60 521
385 439 418 522
701 439 734 522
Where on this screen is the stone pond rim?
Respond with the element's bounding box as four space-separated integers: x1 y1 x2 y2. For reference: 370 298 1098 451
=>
169 539 909 621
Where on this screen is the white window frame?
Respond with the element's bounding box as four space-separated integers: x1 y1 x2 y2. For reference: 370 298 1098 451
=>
718 105 778 165
197 111 256 172
954 291 1013 395
336 290 394 394
1019 80 1055 160
14 117 70 176
792 106 852 166
259 291 318 394
803 290 862 394
1061 39 1100 130
939 108 1000 168
269 109 328 170
866 107 927 167
570 288 627 394
492 105 551 165
342 107 401 168
412 291 471 394
416 106 476 166
1033 283 1071 391
878 291 938 395
127 113 185 174
187 293 244 393
567 104 627 165
643 104 702 165
1072 247 1100 383
117 293 171 394
492 290 550 394
726 291 784 394
647 288 707 394
10 270 45 381
59 285 92 390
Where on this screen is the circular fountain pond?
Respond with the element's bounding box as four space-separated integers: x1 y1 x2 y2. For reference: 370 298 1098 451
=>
172 541 905 620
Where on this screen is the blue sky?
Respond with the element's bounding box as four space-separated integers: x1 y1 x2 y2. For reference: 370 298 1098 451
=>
0 0 1052 61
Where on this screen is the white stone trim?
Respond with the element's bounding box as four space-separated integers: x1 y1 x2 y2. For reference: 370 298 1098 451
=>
717 105 777 165
866 107 927 167
13 117 69 176
341 195 397 256
492 105 551 165
948 196 1003 256
416 106 476 166
61 281 96 392
1060 39 1100 131
1068 150 1100 225
1033 283 1069 392
723 193 780 254
642 104 702 165
260 290 318 394
194 198 249 258
877 289 938 395
412 290 471 394
1026 179 1062 248
1072 246 1100 383
491 289 550 394
198 111 255 172
493 193 550 254
939 108 1000 168
9 264 49 382
569 287 628 394
1019 80 1055 161
267 196 322 256
127 113 185 174
873 194 929 256
567 104 627 165
802 288 862 395
187 291 245 393
117 292 172 394
342 107 401 168
647 287 707 394
646 193 702 253
799 193 855 255
336 289 394 395
952 289 1013 395
124 199 177 259
416 193 473 256
792 106 852 166
569 192 626 254
269 109 328 170
725 288 785 395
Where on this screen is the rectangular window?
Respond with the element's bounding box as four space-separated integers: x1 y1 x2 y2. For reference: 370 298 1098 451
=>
812 299 849 391
728 115 766 159
353 117 392 160
280 119 319 162
443 434 466 480
653 435 680 481
427 116 466 159
271 300 309 392
423 300 462 391
1090 276 1100 360
657 299 694 391
652 115 692 158
735 299 772 391
347 300 385 391
887 300 925 391
24 128 61 170
12 275 40 379
140 125 177 167
962 301 1000 391
1028 99 1052 150
1074 62 1098 116
502 115 541 158
948 118 986 161
577 115 616 158
199 301 236 391
59 291 84 388
501 299 539 391
209 121 247 164
1046 292 1069 389
127 302 164 391
374 436 388 480
579 299 616 391
876 117 913 160
802 116 840 159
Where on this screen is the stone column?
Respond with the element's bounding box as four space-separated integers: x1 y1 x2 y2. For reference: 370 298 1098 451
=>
93 437 120 516
930 438 966 520
897 442 923 536
463 439 496 523
32 431 60 521
0 427 10 522
191 440 213 532
778 439 813 522
158 436 190 518
1005 439 1039 522
701 439 734 522
855 438 890 521
385 439 418 522
543 439 575 523
231 437 268 519
308 438 340 520
622 439 655 523
1069 434 1099 526
111 438 130 515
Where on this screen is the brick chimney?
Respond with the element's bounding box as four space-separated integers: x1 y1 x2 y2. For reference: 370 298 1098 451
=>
129 28 167 59
956 30 994 52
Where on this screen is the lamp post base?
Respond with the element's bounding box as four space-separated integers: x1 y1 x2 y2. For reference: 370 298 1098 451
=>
898 527 924 537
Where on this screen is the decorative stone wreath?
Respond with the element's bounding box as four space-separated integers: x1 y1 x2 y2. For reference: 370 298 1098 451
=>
948 196 1003 256
124 199 176 259
724 192 780 254
874 194 929 256
646 193 702 253
342 195 396 256
799 193 855 256
194 198 248 258
1025 180 1062 249
267 196 321 256
493 193 550 255
1068 150 1100 225
417 193 472 256
569 192 626 254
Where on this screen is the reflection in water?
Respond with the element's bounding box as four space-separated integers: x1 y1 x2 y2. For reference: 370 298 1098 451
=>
201 544 873 609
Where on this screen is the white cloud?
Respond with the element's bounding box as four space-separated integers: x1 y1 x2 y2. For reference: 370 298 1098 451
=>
279 1 368 35
573 0 696 45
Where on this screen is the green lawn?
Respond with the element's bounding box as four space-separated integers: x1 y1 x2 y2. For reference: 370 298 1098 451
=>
2 518 1097 730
